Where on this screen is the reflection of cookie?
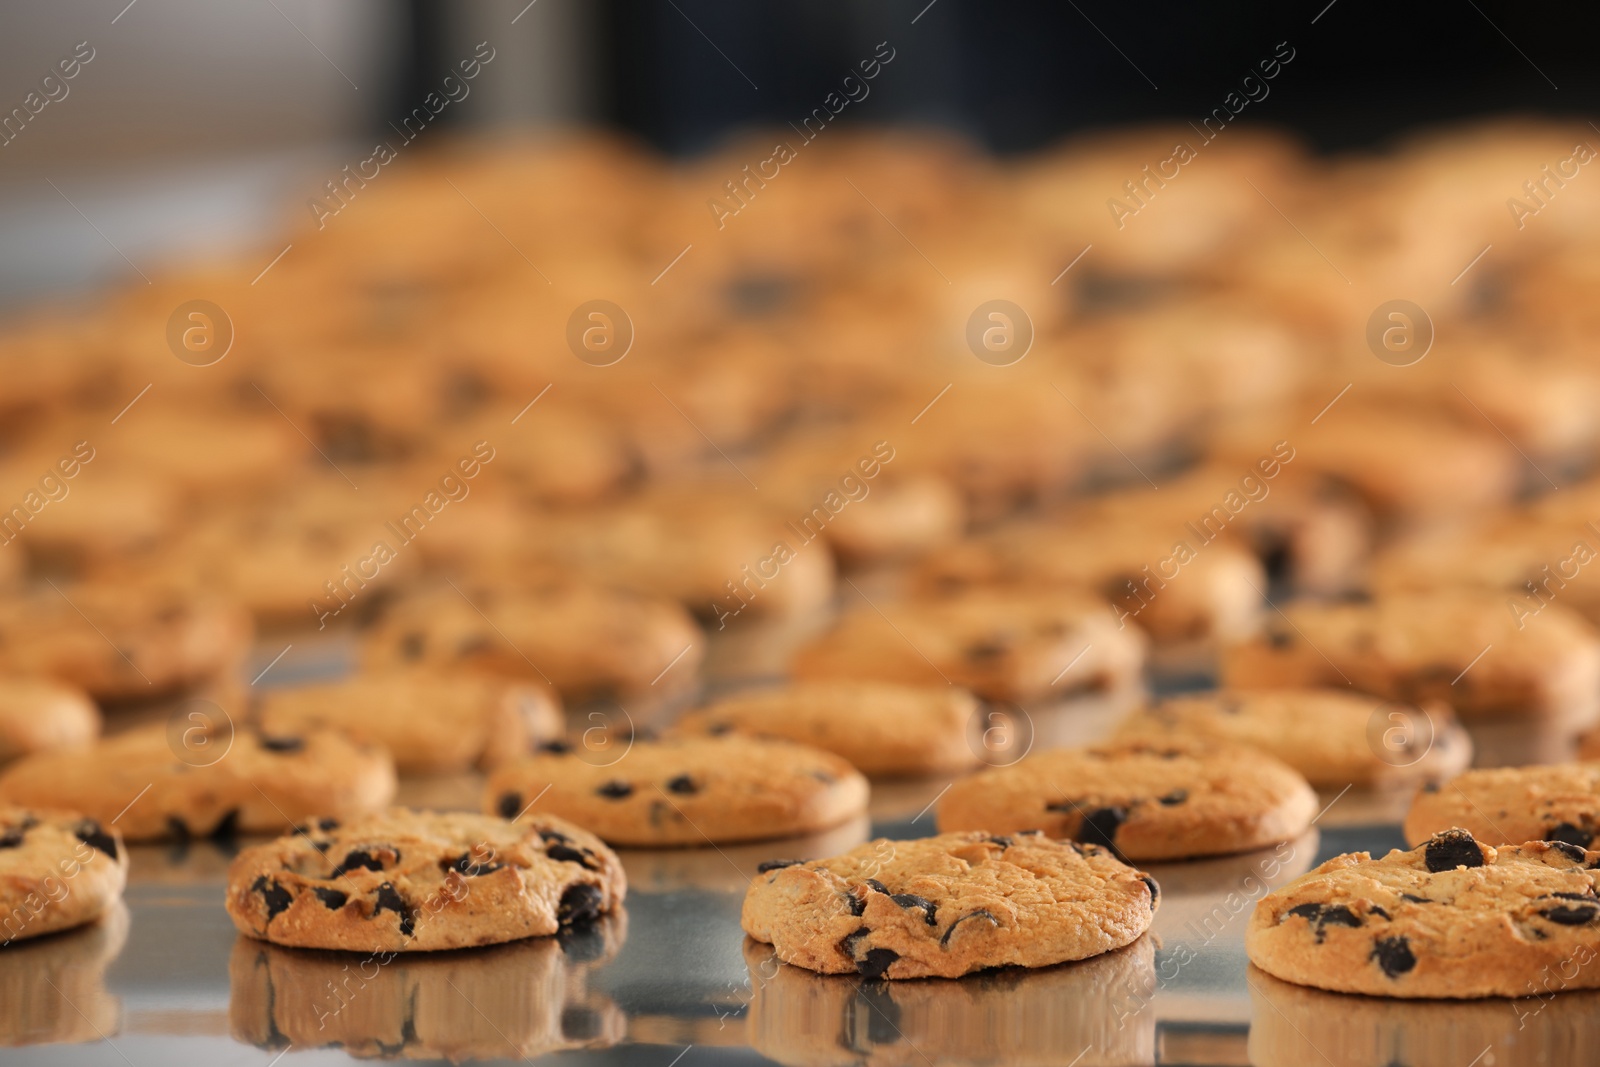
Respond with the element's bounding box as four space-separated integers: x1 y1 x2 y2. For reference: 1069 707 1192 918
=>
361 581 702 701
229 913 625 1060
0 724 396 841
938 739 1317 861
1403 763 1600 847
256 669 562 773
0 807 128 945
1249 965 1600 1067
0 679 98 763
744 934 1156 1066
484 736 869 846
792 589 1145 702
743 831 1156 979
1221 591 1600 723
226 809 625 952
0 901 126 1046
1114 689 1472 787
1248 830 1600 998
673 681 979 777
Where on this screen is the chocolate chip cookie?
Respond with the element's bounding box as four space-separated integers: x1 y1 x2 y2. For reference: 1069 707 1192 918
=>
1403 762 1600 848
255 669 562 773
791 589 1146 702
226 808 625 952
1114 689 1472 787
741 830 1157 978
0 723 396 841
672 681 980 777
1248 829 1600 998
0 807 128 945
483 736 869 846
0 679 99 763
937 739 1317 860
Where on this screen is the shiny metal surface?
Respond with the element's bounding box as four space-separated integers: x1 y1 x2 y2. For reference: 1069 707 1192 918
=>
1 637 1583 1066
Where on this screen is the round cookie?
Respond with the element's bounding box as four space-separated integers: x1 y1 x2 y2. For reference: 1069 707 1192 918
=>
226 808 626 953
1114 689 1472 788
0 807 128 945
255 669 562 773
483 736 869 846
1247 829 1600 998
0 723 396 841
1403 762 1600 848
741 830 1157 978
0 679 99 763
936 739 1317 861
672 681 980 777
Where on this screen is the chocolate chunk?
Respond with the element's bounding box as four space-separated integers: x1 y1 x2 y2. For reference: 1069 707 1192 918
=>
1542 902 1600 925
1400 893 1434 904
1140 876 1160 909
539 828 571 844
596 781 633 799
1320 905 1362 928
840 925 871 957
987 836 1013 849
756 859 803 873
496 792 523 819
446 851 505 876
864 878 891 896
317 817 340 831
1370 906 1391 920
539 740 573 754
890 893 939 926
313 887 348 910
1423 829 1485 873
665 774 699 795
1286 902 1363 943
1371 936 1416 978
558 883 605 927
259 735 304 753
846 891 868 916
939 909 999 947
857 948 900 979
1547 824 1594 850
1158 789 1189 806
253 876 293 920
0 829 22 849
331 849 388 878
74 820 119 861
1077 807 1129 851
546 844 597 870
373 883 413 936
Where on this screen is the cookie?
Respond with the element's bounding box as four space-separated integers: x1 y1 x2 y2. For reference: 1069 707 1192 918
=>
483 736 869 846
1247 829 1600 998
255 669 562 773
0 581 252 701
743 933 1156 1067
0 806 128 945
226 808 625 952
360 581 702 701
936 739 1317 861
0 679 99 763
1403 763 1600 848
0 900 126 1046
673 681 979 778
229 914 626 1059
741 830 1156 978
791 589 1146 702
0 723 396 841
1221 591 1600 723
1114 689 1472 787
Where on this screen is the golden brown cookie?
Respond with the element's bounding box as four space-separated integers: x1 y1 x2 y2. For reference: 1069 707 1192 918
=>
0 807 128 945
0 679 98 763
1403 762 1600 848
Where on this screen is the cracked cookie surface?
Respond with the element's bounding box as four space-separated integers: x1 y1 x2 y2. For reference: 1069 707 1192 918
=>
1404 762 1600 848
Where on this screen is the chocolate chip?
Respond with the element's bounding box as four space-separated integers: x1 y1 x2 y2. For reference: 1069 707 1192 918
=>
596 781 633 799
1400 893 1434 904
987 836 1013 849
846 892 867 917
166 816 192 840
1077 807 1129 851
253 876 293 920
757 859 803 873
857 948 900 979
1320 905 1361 928
373 883 413 937
1158 790 1189 806
864 879 891 896
313 887 348 910
890 893 939 926
0 829 22 849
538 828 570 844
331 849 388 878
1420 781 1440 793
1370 906 1391 920
259 735 304 753
212 809 240 839
1371 936 1416 978
318 818 340 831
1140 876 1160 909
538 740 572 754
665 774 698 795
445 851 505 876
1285 903 1363 943
547 844 596 870
939 909 999 947
74 820 119 861
496 793 523 819
1547 824 1594 850
1542 903 1600 925
1423 829 1485 873
840 925 871 957
558 883 605 927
